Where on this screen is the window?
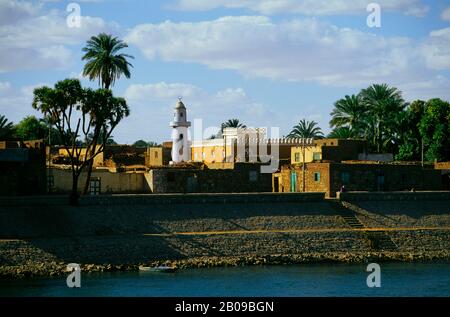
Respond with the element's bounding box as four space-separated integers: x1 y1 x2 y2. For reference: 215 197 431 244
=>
154 151 158 158
294 152 300 162
167 172 175 182
179 133 183 140
341 172 350 184
249 170 258 182
313 152 321 161
314 172 321 182
202 152 206 160
89 178 101 195
180 112 183 117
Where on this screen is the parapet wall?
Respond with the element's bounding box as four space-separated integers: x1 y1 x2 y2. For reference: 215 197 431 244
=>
0 192 325 207
338 191 450 201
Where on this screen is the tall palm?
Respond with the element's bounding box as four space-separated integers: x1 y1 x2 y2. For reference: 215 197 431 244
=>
221 119 246 132
329 94 366 136
81 33 133 194
287 119 324 139
359 84 406 153
0 115 14 139
82 33 134 89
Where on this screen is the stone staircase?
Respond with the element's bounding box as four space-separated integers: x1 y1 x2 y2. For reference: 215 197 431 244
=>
328 200 398 251
365 231 398 251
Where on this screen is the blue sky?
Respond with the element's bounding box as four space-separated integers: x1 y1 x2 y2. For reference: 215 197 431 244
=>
1 0 450 144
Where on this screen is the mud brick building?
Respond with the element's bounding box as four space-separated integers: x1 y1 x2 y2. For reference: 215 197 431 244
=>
276 162 443 197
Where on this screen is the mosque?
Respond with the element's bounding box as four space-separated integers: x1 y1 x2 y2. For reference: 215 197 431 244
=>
167 98 313 165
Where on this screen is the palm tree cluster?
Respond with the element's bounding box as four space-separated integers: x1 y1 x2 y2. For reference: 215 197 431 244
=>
329 83 406 153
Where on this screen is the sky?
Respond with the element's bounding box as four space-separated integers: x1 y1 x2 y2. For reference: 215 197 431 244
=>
1 0 450 144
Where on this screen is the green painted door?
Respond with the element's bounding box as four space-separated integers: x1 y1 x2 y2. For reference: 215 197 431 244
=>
290 171 297 192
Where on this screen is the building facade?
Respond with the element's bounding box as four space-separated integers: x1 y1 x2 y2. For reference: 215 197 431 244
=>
276 162 443 197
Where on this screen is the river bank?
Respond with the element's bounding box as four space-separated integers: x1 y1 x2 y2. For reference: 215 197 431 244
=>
1 250 450 279
1 192 449 280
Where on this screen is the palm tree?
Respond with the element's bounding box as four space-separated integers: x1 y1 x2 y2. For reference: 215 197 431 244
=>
82 33 134 89
327 126 355 139
221 119 246 132
0 115 14 139
329 94 366 136
288 119 323 192
81 33 134 194
359 84 406 153
287 119 324 139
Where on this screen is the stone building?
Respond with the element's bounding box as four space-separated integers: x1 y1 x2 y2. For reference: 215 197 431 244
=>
147 163 272 193
0 140 47 195
145 142 172 167
276 162 443 197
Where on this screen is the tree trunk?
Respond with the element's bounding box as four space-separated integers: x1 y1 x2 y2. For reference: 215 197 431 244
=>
82 157 95 195
82 127 101 195
70 172 80 206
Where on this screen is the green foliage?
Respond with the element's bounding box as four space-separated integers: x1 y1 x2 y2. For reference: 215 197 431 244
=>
14 115 47 141
82 33 134 89
32 78 130 204
359 84 406 153
133 140 148 147
329 94 366 136
221 119 246 132
0 115 15 139
419 98 450 162
288 119 323 139
327 126 355 139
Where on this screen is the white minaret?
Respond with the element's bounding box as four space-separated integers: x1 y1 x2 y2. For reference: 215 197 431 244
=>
170 98 191 163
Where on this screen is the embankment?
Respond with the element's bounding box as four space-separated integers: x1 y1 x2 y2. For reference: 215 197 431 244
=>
0 192 449 278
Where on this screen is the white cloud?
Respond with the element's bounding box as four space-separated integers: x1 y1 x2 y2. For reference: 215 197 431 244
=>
169 0 429 17
0 1 120 72
128 16 449 86
0 81 45 124
421 27 450 70
0 0 40 25
118 82 276 143
441 6 450 21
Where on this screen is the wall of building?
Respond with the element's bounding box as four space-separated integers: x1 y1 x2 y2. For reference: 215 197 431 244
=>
0 140 47 196
58 146 104 167
50 168 148 194
148 163 272 193
278 162 443 197
290 139 367 164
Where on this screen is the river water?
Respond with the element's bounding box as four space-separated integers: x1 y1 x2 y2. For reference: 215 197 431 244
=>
1 262 449 297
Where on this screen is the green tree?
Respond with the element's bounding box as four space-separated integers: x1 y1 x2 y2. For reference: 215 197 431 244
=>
327 126 356 139
287 119 324 139
221 119 246 132
395 100 425 161
0 115 15 139
82 33 134 89
419 98 450 162
359 84 406 153
32 79 130 205
329 94 366 136
133 140 148 148
14 116 47 141
82 33 134 194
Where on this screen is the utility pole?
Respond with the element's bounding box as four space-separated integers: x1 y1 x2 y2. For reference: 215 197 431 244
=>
302 142 306 192
421 137 424 168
